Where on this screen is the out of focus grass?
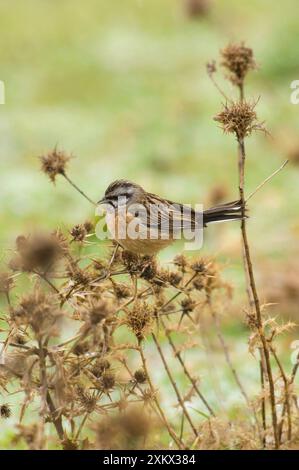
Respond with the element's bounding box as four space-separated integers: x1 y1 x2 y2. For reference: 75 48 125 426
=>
0 0 299 448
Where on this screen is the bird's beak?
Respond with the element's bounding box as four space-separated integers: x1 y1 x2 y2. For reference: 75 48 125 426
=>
97 197 107 205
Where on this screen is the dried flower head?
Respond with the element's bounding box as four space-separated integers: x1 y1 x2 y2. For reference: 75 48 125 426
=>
134 368 147 384
11 288 63 336
40 148 70 183
221 42 256 86
70 224 87 242
91 359 111 378
173 254 189 273
206 60 217 76
0 404 11 419
99 371 115 392
76 386 97 413
214 100 265 139
191 259 208 274
192 277 204 291
126 301 154 341
181 297 196 315
10 232 66 273
121 251 156 278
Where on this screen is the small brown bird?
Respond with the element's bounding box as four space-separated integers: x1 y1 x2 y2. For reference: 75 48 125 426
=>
98 180 244 256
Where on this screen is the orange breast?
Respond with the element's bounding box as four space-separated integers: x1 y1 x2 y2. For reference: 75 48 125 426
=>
105 210 174 255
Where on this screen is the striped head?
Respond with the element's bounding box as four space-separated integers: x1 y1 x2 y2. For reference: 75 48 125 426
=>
98 180 146 208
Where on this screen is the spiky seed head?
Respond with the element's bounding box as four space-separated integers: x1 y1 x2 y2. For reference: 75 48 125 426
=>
40 148 70 183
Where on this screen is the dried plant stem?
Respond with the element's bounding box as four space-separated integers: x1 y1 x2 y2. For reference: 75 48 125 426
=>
62 172 96 206
160 316 215 417
159 273 198 313
278 351 299 442
37 339 65 443
138 340 184 449
290 351 299 384
46 391 65 442
260 356 267 447
33 271 60 294
271 347 292 442
237 136 279 448
75 412 89 440
151 332 198 438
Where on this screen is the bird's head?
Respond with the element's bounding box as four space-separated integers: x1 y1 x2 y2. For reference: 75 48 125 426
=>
98 180 146 208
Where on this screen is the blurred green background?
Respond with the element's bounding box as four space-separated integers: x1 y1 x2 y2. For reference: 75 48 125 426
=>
0 0 299 447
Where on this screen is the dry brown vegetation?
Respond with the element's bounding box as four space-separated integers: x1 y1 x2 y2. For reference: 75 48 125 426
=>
0 43 298 450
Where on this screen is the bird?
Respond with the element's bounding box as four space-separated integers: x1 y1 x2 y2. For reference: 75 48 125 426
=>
97 179 245 256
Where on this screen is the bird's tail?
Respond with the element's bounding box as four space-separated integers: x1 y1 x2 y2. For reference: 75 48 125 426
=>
203 199 246 226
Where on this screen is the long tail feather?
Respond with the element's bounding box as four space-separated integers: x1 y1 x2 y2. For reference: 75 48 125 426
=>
203 199 246 226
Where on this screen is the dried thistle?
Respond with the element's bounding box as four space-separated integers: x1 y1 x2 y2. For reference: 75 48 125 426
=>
70 224 87 242
10 232 66 273
221 42 257 86
99 371 115 392
76 386 97 413
173 254 189 273
181 297 196 315
191 259 208 274
121 251 156 278
40 147 70 183
134 368 147 384
206 60 217 76
214 100 265 139
126 301 154 341
0 403 11 419
91 359 111 378
11 288 63 336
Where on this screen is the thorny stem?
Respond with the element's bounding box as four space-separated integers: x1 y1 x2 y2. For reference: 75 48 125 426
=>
46 391 65 442
37 339 65 443
260 357 267 447
278 351 299 441
33 270 60 295
271 346 292 442
235 76 281 447
160 316 215 417
151 332 198 438
237 135 279 448
137 340 185 449
62 172 96 206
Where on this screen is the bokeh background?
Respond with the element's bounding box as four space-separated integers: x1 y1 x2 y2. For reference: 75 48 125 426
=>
0 0 299 447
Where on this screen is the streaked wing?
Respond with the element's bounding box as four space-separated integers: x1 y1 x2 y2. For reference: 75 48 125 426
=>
137 193 202 237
